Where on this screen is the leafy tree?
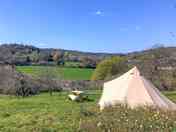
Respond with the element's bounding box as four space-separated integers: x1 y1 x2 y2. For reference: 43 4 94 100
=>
91 56 128 80
64 51 69 61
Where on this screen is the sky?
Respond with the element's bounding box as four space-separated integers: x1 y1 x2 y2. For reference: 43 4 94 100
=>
0 0 176 53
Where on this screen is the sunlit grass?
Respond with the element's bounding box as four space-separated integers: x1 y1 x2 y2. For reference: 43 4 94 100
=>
0 90 175 131
16 66 94 80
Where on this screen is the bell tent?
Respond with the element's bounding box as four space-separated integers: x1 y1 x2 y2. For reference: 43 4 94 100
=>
99 66 176 110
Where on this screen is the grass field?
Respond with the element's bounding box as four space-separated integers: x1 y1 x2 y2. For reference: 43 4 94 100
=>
0 91 175 132
16 66 94 80
64 61 81 68
0 91 100 132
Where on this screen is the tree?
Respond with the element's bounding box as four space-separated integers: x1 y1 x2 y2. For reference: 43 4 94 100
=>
38 66 62 96
38 52 50 62
80 56 97 68
137 46 175 90
29 51 39 62
91 56 128 80
52 51 64 65
16 76 37 97
0 64 39 96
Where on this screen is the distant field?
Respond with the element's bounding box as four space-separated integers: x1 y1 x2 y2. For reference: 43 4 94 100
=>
64 61 81 68
16 66 94 80
0 91 175 131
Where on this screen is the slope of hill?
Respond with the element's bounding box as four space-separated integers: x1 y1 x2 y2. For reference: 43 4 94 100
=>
1 43 176 69
1 44 176 90
0 44 122 68
127 46 176 67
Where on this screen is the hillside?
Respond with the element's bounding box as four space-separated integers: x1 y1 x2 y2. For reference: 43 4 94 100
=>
0 44 176 69
0 44 122 68
1 44 176 91
127 46 176 68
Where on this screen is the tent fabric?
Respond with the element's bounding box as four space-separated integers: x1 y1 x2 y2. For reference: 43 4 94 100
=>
99 66 176 110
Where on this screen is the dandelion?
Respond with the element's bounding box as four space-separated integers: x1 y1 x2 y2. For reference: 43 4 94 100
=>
97 122 102 127
165 116 169 120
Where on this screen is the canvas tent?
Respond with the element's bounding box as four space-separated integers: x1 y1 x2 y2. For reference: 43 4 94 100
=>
99 66 176 110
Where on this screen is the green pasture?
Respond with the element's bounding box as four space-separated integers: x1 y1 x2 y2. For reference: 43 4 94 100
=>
0 90 175 131
16 66 94 80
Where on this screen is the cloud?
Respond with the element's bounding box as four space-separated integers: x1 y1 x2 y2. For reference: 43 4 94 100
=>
37 43 47 47
95 10 103 16
169 32 175 38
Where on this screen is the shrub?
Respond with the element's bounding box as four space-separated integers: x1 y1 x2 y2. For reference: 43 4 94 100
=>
91 56 128 80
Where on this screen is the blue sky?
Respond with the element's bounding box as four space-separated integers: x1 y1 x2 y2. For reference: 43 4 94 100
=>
0 0 176 53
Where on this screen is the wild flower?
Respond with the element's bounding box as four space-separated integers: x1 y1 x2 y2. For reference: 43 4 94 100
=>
79 104 176 132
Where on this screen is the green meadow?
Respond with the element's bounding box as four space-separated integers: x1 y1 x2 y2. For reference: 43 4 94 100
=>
0 91 100 132
0 91 175 132
6 66 176 131
16 66 94 80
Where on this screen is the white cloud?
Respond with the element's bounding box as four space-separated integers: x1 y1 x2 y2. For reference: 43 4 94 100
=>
37 43 47 47
95 10 103 16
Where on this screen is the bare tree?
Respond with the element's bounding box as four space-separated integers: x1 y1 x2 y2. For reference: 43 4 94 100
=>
52 50 64 66
38 66 62 96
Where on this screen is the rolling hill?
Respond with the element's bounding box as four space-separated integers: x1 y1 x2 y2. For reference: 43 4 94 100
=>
0 44 176 69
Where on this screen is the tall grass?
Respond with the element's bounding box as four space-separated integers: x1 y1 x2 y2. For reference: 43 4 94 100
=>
79 105 176 132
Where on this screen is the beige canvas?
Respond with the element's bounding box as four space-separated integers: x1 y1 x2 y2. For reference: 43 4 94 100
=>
99 66 176 110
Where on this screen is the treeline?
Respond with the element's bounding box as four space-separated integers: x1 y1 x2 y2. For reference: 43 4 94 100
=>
1 44 176 94
1 44 176 69
0 44 120 68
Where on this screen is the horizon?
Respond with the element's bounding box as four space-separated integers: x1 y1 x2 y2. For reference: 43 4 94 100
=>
0 0 176 53
1 43 176 54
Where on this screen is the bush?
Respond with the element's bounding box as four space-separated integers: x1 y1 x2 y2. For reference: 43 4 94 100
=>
15 75 40 97
91 56 128 80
